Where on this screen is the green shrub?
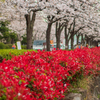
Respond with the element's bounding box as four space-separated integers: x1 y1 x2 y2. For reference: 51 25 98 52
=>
21 45 27 49
4 44 12 49
0 49 35 61
0 42 26 49
15 43 27 49
0 55 3 62
0 42 5 49
0 43 12 49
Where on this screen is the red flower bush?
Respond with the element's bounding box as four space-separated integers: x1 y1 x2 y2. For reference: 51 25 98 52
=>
0 47 100 100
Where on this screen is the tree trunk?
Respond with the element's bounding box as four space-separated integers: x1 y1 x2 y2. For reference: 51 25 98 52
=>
77 34 80 45
71 35 74 49
26 22 33 49
56 22 61 49
25 12 36 49
87 38 89 45
82 35 85 46
65 38 68 49
81 34 84 45
90 38 93 47
65 25 68 49
85 35 89 45
46 23 52 51
56 31 60 49
93 41 98 47
11 38 14 44
71 18 75 49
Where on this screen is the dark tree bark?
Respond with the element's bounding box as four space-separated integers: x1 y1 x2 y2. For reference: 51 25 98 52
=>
46 14 66 51
65 25 69 49
11 38 14 44
46 16 63 51
81 34 85 45
56 32 61 49
93 41 98 47
70 18 75 49
71 34 74 49
85 35 89 45
77 34 80 45
56 22 60 49
55 22 64 49
90 37 93 47
25 12 36 49
46 23 52 51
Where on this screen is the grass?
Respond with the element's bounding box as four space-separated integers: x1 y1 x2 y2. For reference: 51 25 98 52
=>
67 75 93 93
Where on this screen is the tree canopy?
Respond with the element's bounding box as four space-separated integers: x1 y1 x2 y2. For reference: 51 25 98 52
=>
0 0 100 49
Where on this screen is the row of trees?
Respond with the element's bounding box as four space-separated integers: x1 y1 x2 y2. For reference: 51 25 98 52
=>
0 0 100 50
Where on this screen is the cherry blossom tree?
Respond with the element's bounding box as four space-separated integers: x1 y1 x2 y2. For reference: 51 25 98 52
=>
0 0 47 49
1 0 100 50
41 0 75 51
62 0 100 49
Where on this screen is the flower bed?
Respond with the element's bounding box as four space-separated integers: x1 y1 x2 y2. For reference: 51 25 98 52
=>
0 47 100 100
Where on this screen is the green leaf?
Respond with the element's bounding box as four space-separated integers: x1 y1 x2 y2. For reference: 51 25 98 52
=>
2 88 7 93
54 97 57 100
14 75 19 79
66 62 68 66
0 95 6 100
19 80 22 85
26 84 33 88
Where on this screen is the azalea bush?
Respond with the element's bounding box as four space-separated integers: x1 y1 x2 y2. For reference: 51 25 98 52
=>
0 47 100 100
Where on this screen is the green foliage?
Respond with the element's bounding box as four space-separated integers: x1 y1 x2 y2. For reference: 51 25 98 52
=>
68 75 93 93
4 44 12 49
10 31 18 44
54 97 58 100
0 21 10 43
21 34 27 45
0 42 5 49
97 94 100 99
0 95 6 100
0 42 12 49
0 21 18 44
0 55 3 62
0 49 35 62
0 0 5 2
0 42 27 49
15 43 27 49
21 45 27 49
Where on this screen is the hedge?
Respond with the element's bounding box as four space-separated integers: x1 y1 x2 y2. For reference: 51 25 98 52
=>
0 42 12 49
0 49 35 62
0 47 100 99
0 42 27 49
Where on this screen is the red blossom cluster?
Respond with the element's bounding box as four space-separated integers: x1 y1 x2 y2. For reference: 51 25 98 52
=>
0 47 100 100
